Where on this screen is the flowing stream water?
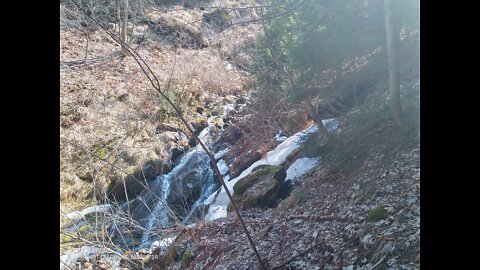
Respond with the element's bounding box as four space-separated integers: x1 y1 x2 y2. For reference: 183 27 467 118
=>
126 100 237 249
61 90 339 269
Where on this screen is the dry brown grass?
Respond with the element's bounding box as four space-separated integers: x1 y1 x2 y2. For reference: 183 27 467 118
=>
60 5 255 210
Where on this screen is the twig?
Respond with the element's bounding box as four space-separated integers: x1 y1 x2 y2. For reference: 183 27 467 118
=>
371 255 386 269
69 2 267 269
61 137 185 230
60 260 75 270
61 231 143 269
286 214 348 222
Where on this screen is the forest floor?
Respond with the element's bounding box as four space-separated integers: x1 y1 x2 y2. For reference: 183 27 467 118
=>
60 3 261 216
152 125 420 270
60 2 420 270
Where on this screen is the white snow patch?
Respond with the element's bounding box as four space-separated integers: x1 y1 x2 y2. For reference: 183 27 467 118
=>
274 133 288 142
217 159 229 175
274 129 288 142
214 148 230 160
204 124 320 221
150 236 176 252
322 118 340 132
285 157 319 181
205 204 228 221
202 189 219 205
224 61 235 70
64 204 112 222
61 246 121 270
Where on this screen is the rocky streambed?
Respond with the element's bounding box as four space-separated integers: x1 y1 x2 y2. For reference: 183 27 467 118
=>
60 97 337 269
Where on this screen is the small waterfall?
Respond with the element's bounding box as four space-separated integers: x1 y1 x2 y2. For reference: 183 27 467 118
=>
204 118 339 221
130 99 235 248
138 147 217 246
63 95 241 261
139 174 170 245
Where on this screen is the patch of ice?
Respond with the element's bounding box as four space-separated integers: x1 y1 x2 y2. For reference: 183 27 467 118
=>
274 129 288 142
217 159 229 175
150 236 176 252
202 189 219 206
205 204 228 221
224 61 235 70
322 118 340 132
60 246 121 270
285 157 319 181
204 124 320 221
274 133 288 142
64 204 112 222
214 148 230 160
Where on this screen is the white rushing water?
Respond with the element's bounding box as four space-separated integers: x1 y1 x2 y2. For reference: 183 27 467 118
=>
217 159 229 175
61 98 337 269
139 99 237 246
204 118 339 221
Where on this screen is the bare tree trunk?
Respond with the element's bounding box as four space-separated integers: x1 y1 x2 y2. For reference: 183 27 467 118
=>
384 0 402 127
121 0 129 55
305 101 332 140
69 2 269 268
116 0 121 37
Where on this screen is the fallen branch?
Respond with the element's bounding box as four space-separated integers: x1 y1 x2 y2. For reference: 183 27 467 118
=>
286 215 349 222
69 1 267 269
60 231 143 269
371 255 387 269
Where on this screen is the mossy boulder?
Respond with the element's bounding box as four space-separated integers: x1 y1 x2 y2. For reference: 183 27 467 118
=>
106 157 164 202
230 165 290 210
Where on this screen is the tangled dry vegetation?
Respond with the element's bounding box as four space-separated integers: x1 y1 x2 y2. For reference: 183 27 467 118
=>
150 144 420 270
60 2 262 215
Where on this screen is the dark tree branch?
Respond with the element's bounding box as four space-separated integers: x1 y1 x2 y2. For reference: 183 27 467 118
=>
69 1 267 269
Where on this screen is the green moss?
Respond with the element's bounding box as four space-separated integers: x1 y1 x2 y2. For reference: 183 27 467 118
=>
96 147 108 159
266 177 278 189
367 206 388 222
246 195 259 206
227 201 233 213
233 176 259 195
233 165 281 195
181 251 193 269
60 233 74 244
231 166 286 210
84 212 100 223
